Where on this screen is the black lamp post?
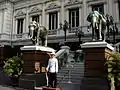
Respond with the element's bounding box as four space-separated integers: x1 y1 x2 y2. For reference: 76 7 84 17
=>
75 27 84 62
59 20 70 42
76 27 84 44
75 27 84 50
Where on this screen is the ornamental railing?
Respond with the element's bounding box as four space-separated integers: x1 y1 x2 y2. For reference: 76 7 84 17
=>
0 23 120 41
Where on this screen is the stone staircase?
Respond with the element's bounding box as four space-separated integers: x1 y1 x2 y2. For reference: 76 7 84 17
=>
57 61 84 90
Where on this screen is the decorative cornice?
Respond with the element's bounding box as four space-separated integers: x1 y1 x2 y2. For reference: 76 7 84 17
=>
86 0 107 6
87 0 99 3
9 0 21 2
45 2 61 11
64 0 83 7
29 6 42 14
15 10 26 17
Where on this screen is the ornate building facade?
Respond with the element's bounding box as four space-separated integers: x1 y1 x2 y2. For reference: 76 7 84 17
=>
0 0 120 61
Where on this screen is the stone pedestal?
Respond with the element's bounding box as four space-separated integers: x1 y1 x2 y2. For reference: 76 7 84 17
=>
20 45 55 73
80 41 114 90
19 46 55 89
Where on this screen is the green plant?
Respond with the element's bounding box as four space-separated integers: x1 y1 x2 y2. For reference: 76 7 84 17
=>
3 56 24 77
106 53 120 79
105 53 120 90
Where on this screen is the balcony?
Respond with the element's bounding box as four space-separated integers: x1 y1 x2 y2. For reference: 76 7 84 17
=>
0 23 120 46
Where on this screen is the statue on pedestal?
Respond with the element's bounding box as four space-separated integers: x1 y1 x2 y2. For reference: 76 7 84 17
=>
87 11 107 41
28 21 47 46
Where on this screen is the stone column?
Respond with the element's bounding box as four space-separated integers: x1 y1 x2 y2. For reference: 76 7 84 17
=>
39 14 42 26
114 1 119 22
46 13 49 30
23 18 25 33
1 9 4 33
83 0 87 25
15 19 18 35
42 3 45 26
60 0 64 24
80 41 114 90
57 12 60 35
25 7 29 33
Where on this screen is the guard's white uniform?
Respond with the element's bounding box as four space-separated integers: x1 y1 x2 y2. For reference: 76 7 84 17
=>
46 53 58 88
46 57 58 73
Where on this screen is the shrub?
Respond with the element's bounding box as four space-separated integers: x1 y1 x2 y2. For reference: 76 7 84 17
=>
3 56 23 77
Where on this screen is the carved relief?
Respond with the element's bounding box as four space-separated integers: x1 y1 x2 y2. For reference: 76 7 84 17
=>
29 6 42 14
15 10 26 17
46 3 60 11
64 0 82 7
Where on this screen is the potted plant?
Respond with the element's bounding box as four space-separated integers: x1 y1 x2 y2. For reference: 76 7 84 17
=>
3 56 23 86
106 53 120 90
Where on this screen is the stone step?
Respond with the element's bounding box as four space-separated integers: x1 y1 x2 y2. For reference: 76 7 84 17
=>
58 70 84 75
73 63 84 66
58 68 84 72
80 84 109 90
57 83 81 90
57 61 84 87
57 76 83 80
57 72 84 77
81 78 108 86
57 76 83 84
66 63 84 67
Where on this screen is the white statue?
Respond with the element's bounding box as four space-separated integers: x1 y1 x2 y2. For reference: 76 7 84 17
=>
28 21 48 46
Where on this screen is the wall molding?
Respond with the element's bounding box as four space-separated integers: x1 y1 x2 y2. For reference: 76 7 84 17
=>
86 0 107 6
45 2 61 12
28 6 42 15
15 10 26 17
64 0 82 9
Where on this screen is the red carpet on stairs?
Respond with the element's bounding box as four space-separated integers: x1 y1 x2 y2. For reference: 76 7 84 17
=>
42 86 61 90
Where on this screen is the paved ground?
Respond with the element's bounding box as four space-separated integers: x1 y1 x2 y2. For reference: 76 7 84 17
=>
0 86 15 90
0 86 26 90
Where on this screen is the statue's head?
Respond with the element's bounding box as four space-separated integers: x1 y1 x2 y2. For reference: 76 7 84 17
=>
28 21 39 31
87 11 100 22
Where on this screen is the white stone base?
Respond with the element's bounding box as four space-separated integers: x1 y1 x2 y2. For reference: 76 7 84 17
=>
20 45 55 52
81 41 114 51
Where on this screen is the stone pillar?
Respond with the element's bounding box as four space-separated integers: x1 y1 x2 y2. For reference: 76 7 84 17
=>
46 13 49 30
15 19 18 34
80 41 114 90
25 7 29 33
42 3 45 26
